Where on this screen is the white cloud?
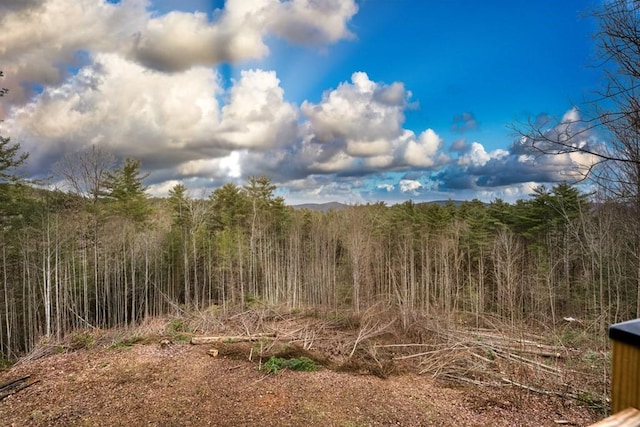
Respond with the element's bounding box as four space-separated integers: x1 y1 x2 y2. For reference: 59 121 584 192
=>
457 142 508 167
399 179 422 194
129 3 269 71
1 52 304 182
295 71 450 176
0 1 596 204
0 0 359 103
3 54 223 169
310 150 356 173
363 153 395 169
0 0 148 104
476 182 540 203
226 73 452 181
219 151 242 178
404 129 447 168
147 179 183 198
301 72 408 151
268 0 358 45
128 0 358 71
217 69 298 149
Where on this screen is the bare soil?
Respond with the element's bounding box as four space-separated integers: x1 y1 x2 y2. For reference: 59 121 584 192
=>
0 310 603 426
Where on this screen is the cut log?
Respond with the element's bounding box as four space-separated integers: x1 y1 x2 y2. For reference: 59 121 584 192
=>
191 332 276 345
0 375 39 401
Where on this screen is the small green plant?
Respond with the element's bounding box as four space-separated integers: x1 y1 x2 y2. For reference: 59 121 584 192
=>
166 318 190 334
577 391 607 414
172 333 192 343
244 294 263 308
165 318 194 342
70 331 97 350
0 351 12 370
287 356 318 371
108 334 144 350
262 356 317 374
486 348 496 361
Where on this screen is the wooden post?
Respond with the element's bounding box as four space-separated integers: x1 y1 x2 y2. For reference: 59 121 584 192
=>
609 319 640 414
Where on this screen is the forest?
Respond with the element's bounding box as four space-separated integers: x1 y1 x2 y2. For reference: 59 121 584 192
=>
1 1 640 379
0 145 638 363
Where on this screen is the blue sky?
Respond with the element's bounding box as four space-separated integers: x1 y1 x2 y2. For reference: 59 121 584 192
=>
0 0 605 204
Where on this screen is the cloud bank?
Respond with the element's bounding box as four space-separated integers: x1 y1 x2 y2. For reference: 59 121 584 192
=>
0 0 599 204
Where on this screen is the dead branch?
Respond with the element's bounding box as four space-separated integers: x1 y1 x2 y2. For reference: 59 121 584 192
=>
190 332 276 345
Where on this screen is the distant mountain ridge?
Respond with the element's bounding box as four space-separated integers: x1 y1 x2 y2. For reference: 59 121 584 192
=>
291 202 348 211
291 200 470 211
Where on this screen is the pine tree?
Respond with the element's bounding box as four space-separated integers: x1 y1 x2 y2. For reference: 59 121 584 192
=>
102 158 150 224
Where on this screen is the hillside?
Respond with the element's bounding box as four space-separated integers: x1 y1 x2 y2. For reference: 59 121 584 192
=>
0 308 602 426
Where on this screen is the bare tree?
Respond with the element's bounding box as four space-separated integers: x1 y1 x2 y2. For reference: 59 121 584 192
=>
518 0 640 316
518 1 640 197
53 145 115 201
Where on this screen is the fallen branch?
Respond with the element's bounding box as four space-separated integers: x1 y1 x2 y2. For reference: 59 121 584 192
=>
441 373 503 387
501 377 579 400
190 332 276 345
349 318 395 358
374 343 433 349
491 347 563 375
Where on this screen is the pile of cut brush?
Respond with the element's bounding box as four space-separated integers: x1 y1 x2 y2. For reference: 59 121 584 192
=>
6 305 610 412
181 306 609 411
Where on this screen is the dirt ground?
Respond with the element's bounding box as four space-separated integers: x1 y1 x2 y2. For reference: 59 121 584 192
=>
0 342 600 427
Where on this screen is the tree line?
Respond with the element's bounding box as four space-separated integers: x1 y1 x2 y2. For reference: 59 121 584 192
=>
0 146 637 361
3 0 640 362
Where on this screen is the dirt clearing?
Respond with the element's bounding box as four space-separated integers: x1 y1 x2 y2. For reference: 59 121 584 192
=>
0 309 604 426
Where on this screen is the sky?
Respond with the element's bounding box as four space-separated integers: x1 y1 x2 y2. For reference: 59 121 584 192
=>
0 0 607 204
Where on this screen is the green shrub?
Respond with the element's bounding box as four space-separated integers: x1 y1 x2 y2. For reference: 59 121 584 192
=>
262 356 317 374
108 334 144 350
166 318 190 334
70 331 97 350
0 352 12 370
244 294 263 308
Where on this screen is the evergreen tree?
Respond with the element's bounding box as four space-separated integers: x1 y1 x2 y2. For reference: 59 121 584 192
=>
0 71 29 227
102 158 150 224
208 183 249 232
168 183 190 228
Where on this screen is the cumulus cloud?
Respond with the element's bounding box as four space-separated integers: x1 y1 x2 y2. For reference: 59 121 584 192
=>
267 0 358 45
217 69 298 149
0 0 148 104
1 53 306 185
129 3 269 72
399 179 422 194
128 0 358 72
294 72 449 177
436 109 601 193
0 0 358 101
404 129 448 168
457 142 508 167
301 72 408 150
0 0 596 203
219 71 457 185
2 53 224 175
